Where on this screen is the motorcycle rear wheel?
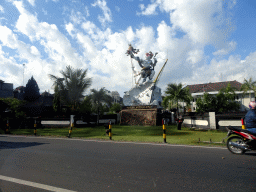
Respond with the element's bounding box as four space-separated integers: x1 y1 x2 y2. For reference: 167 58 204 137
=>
227 136 246 155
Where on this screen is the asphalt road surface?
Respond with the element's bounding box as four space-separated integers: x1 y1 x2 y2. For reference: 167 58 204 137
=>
0 135 255 192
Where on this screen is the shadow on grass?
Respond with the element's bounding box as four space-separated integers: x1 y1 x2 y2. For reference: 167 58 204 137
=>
0 141 48 150
6 125 206 139
110 126 193 137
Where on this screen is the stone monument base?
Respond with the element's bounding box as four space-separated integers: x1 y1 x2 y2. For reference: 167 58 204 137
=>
120 105 161 126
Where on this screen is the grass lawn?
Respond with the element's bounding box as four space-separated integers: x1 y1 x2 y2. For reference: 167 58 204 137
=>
1 125 228 147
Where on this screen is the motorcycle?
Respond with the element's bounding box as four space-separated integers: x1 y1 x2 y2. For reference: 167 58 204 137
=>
226 126 256 155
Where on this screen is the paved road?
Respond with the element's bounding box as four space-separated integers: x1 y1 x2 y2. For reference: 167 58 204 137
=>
0 135 255 192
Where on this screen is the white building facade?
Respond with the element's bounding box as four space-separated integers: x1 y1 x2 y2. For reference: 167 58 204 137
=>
182 80 255 112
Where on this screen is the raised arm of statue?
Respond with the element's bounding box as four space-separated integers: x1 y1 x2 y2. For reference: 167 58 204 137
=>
132 56 143 68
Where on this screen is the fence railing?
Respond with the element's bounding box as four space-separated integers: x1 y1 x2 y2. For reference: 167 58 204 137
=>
0 114 119 129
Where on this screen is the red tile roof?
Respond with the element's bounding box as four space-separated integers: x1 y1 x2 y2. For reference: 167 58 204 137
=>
185 80 242 94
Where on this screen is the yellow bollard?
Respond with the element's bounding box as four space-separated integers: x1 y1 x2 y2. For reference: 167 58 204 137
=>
6 120 9 133
109 120 112 140
34 119 37 136
68 115 75 138
163 119 166 143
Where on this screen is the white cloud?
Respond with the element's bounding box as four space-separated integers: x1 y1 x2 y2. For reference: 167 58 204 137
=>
76 32 98 59
135 26 155 53
85 6 90 17
14 1 38 41
0 26 41 61
81 21 112 47
81 21 97 35
14 1 84 66
70 10 86 24
0 25 19 49
27 0 35 6
213 41 237 56
8 1 89 92
137 3 158 15
0 25 48 90
0 5 4 13
65 22 75 37
124 26 135 43
42 8 47 15
182 52 256 86
115 6 120 12
156 21 176 51
137 0 234 47
0 25 42 61
139 4 145 11
186 49 204 64
91 0 112 27
0 45 21 86
1 0 247 98
30 45 40 56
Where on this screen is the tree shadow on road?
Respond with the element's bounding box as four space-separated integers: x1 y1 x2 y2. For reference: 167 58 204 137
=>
0 141 48 150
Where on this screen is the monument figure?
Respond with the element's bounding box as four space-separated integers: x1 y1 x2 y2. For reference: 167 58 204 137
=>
123 44 168 107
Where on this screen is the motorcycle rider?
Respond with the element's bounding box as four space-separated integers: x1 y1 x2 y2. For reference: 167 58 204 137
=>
245 101 256 134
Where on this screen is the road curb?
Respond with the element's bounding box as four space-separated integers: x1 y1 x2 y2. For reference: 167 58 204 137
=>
1 134 227 149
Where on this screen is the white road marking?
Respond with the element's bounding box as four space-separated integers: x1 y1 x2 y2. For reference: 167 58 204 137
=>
0 175 76 192
4 135 226 149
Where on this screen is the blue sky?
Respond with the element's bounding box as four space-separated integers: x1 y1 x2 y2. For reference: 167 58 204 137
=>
0 0 256 97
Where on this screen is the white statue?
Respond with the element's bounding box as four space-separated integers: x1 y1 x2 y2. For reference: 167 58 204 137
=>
126 45 158 85
124 44 165 107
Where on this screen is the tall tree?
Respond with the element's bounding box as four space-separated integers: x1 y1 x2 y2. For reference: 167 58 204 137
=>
241 77 256 101
196 93 217 113
162 83 192 114
49 65 92 112
87 87 112 125
52 85 61 113
48 76 64 113
24 76 40 102
109 103 121 113
196 83 240 113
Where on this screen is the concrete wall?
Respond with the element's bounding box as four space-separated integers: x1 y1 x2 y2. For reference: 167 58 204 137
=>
182 113 210 129
182 112 246 131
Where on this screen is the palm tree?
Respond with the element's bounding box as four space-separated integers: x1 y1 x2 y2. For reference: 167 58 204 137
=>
87 87 112 125
240 78 256 101
48 75 65 112
49 65 92 111
163 83 192 114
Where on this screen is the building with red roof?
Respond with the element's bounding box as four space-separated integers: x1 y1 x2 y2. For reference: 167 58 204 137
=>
182 80 255 112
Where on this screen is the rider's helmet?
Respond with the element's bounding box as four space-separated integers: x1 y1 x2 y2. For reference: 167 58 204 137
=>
249 101 256 109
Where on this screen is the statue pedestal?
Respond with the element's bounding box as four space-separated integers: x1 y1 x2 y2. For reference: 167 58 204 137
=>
123 81 162 107
120 105 160 126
